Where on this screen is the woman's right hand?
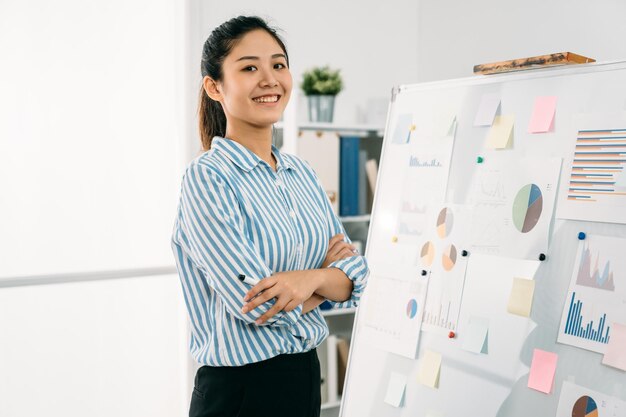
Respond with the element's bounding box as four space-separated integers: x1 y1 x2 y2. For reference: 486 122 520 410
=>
321 233 358 268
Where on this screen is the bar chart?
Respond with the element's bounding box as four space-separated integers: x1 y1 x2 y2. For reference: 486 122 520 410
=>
563 292 611 344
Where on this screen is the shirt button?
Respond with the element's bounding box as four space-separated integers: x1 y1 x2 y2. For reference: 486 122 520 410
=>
289 210 296 218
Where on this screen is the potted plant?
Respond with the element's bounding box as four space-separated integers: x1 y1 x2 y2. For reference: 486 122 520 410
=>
300 66 343 123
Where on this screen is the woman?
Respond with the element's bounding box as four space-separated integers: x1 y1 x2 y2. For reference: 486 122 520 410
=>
171 15 369 417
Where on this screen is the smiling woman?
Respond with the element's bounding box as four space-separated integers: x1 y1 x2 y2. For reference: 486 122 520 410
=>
171 15 369 417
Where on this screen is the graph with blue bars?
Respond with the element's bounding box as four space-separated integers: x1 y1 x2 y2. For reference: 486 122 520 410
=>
563 291 611 344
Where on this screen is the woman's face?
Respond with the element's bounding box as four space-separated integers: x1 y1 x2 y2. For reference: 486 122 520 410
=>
214 29 292 129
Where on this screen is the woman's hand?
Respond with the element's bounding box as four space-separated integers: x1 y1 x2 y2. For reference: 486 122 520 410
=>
241 270 320 324
322 234 358 268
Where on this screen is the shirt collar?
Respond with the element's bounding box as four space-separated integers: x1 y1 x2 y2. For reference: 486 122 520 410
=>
211 136 296 173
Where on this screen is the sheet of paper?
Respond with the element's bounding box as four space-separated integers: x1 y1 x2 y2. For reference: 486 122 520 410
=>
528 96 557 133
485 115 514 149
507 277 536 317
527 348 558 394
556 381 626 417
361 263 429 359
420 205 472 335
474 93 501 126
467 156 561 260
602 322 626 371
461 316 489 354
436 110 457 137
391 113 413 145
558 234 626 354
384 372 407 407
557 113 626 224
418 349 442 388
393 127 455 245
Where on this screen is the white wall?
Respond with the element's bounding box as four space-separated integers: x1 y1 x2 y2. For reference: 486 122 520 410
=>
191 0 420 136
416 0 626 82
0 0 193 415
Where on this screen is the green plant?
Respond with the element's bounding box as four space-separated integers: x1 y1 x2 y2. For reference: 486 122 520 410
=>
300 66 343 95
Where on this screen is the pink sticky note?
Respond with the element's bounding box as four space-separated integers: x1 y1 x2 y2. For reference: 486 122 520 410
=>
528 348 558 394
528 96 557 133
602 323 626 371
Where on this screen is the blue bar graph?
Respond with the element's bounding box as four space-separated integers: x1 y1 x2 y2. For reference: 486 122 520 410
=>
564 292 611 343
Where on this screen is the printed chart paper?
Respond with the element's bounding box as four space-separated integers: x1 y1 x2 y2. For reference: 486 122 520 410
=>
361 263 429 359
558 234 626 354
394 124 455 245
557 113 626 224
468 156 561 260
419 205 472 335
556 381 625 417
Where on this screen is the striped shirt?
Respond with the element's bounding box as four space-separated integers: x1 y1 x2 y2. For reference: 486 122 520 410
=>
171 136 369 366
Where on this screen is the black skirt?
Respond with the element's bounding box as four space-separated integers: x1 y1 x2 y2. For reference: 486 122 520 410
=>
190 349 321 417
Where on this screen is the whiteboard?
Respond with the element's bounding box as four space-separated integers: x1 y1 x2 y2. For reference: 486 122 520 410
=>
0 0 183 280
342 61 626 417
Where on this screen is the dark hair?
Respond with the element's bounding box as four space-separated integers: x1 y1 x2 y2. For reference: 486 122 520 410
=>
198 16 289 151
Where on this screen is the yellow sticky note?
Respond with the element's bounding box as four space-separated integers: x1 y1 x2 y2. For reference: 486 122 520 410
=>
418 349 442 388
486 115 514 149
507 277 536 317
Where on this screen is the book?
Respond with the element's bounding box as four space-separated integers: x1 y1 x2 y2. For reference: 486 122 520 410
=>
340 136 360 216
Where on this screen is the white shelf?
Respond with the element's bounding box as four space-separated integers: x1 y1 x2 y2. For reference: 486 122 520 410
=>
321 399 342 410
339 214 371 223
275 121 384 135
321 307 357 317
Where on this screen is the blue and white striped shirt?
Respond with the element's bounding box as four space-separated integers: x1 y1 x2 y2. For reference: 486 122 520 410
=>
171 136 369 366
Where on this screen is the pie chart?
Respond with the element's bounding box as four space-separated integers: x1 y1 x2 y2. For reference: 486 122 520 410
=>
442 244 457 271
421 241 435 267
512 184 543 233
436 207 454 238
572 395 598 417
406 299 418 319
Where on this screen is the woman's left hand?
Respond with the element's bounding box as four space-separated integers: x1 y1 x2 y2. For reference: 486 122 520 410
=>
241 270 319 324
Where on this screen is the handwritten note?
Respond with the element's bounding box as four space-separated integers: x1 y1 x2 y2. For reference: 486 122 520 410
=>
462 316 489 354
418 349 442 389
528 96 557 133
474 93 501 126
485 115 514 149
528 348 558 394
384 372 407 407
507 277 535 317
602 322 626 371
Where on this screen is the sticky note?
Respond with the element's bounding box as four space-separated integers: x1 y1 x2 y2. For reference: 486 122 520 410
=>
602 322 626 371
528 348 558 394
436 110 457 137
507 277 536 317
528 96 557 133
485 115 514 149
418 349 442 388
462 316 489 354
384 372 407 407
474 93 501 126
392 113 413 144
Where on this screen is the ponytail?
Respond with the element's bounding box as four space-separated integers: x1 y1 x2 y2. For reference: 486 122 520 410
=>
198 86 226 151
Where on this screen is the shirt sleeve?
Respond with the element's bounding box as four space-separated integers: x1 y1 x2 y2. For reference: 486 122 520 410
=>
175 161 301 327
304 161 370 309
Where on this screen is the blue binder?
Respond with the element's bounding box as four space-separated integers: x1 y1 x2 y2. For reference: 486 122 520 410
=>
340 136 360 216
